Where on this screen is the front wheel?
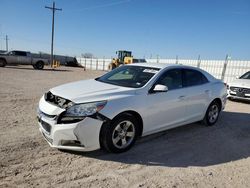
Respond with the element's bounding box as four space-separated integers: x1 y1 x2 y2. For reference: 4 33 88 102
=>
100 114 139 153
0 59 7 67
203 100 221 126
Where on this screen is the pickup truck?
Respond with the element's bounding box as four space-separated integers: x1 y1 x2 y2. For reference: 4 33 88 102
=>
0 50 49 70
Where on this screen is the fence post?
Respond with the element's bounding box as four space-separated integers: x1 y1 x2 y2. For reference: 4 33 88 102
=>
221 55 229 81
84 58 86 69
103 57 105 71
175 55 179 64
96 59 98 70
90 58 92 70
197 55 201 68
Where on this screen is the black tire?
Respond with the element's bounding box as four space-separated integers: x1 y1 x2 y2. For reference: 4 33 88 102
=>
203 100 221 126
0 59 7 67
100 113 139 153
34 61 44 70
108 63 116 71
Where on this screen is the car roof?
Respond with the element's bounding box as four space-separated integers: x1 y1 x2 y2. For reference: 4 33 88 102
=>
129 63 179 69
128 63 217 81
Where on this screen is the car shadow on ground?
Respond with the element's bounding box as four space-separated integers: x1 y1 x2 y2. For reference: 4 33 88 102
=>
64 111 250 167
3 65 73 72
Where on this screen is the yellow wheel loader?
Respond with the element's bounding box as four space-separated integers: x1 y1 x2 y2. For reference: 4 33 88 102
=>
108 50 133 70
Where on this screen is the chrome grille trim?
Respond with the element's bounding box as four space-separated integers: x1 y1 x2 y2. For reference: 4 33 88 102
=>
230 86 250 94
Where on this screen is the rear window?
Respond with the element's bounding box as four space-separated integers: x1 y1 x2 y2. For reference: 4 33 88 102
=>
183 69 208 87
239 71 250 79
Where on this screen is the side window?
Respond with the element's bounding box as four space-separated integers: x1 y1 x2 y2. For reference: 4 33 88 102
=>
183 69 208 87
156 69 182 90
15 51 27 56
9 51 15 55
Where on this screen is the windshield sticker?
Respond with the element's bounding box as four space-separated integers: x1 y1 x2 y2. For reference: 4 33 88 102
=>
143 69 159 74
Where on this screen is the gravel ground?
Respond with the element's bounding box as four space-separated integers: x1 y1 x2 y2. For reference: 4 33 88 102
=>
0 65 250 188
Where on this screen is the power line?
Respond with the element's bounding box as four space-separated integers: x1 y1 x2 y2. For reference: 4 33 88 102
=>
45 1 62 66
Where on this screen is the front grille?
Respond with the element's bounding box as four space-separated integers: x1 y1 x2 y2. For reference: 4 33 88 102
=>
230 86 250 94
44 91 73 109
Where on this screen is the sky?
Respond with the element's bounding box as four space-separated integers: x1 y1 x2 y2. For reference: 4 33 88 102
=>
0 0 249 60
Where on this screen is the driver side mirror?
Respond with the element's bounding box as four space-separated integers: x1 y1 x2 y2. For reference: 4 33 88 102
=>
153 84 168 92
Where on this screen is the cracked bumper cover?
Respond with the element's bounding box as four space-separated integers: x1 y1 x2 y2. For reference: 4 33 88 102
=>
37 97 109 152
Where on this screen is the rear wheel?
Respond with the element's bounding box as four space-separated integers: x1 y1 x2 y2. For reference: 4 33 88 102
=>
0 59 6 67
34 61 44 70
100 114 139 153
203 100 220 126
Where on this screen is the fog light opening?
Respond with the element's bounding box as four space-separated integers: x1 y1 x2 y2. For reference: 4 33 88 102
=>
60 140 83 147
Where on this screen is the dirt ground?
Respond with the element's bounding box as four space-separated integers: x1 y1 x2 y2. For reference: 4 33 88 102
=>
0 65 250 188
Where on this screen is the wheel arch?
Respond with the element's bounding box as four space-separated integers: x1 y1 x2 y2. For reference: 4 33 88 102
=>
99 110 144 152
210 98 222 111
118 110 144 137
36 60 44 64
100 110 144 139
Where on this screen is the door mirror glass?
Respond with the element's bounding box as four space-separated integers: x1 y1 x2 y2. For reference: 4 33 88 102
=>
153 84 168 92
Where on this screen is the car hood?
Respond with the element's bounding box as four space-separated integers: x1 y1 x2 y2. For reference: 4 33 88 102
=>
228 79 250 88
50 79 136 103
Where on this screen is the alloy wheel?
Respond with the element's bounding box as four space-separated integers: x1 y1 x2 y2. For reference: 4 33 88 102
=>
112 120 135 149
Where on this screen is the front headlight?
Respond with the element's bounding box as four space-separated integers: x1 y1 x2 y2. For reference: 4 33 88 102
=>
65 101 107 117
58 101 107 123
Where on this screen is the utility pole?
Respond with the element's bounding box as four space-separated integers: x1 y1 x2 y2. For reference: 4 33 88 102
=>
5 35 9 52
45 2 62 67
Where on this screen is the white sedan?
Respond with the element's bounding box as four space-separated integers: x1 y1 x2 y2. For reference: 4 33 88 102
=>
37 63 227 153
227 71 250 101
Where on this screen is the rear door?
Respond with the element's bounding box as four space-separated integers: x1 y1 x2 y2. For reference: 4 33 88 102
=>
182 68 210 122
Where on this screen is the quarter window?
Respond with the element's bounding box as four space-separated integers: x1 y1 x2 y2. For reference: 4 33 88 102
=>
183 69 208 87
156 69 182 90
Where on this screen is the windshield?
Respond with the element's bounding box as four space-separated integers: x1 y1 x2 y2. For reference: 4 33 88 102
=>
239 71 250 79
96 65 160 88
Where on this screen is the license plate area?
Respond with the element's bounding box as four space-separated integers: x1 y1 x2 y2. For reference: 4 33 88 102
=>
236 92 245 97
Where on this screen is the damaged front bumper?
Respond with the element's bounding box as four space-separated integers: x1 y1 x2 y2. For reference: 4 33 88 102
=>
37 97 106 152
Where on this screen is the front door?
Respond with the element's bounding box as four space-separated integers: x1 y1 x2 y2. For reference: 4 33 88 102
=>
143 69 188 134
